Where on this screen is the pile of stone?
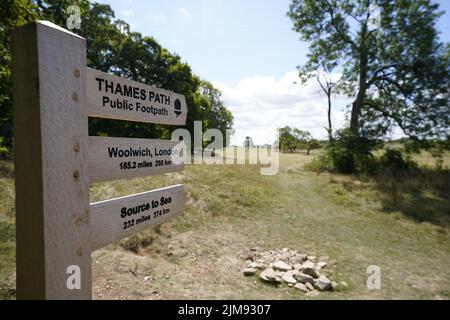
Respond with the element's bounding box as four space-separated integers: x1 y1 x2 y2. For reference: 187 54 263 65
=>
241 247 344 294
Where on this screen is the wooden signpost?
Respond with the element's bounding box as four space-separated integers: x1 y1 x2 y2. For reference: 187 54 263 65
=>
12 21 187 300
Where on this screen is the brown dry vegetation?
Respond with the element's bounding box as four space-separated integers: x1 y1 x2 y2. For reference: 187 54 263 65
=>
0 148 449 299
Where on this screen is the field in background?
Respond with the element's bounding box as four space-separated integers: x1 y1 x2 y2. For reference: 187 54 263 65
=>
0 147 449 299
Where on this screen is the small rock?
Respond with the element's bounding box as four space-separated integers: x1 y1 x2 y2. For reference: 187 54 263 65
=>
314 276 332 291
305 282 314 291
294 283 308 293
297 253 308 261
301 261 318 278
281 273 297 285
308 255 316 261
242 268 257 276
331 281 338 290
259 268 282 283
294 272 314 285
340 281 348 287
144 276 150 282
278 252 290 261
243 253 255 261
273 260 292 271
247 262 260 269
285 269 299 277
258 263 269 269
293 263 302 270
317 261 327 269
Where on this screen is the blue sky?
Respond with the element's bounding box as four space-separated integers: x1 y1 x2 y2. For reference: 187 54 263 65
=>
97 0 450 145
98 0 310 84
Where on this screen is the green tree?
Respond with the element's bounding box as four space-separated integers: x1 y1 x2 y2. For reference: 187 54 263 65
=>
199 80 233 139
288 0 450 142
0 0 233 157
278 126 297 153
293 129 320 155
0 0 38 158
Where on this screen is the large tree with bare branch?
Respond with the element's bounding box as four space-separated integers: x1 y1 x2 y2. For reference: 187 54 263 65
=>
288 0 450 142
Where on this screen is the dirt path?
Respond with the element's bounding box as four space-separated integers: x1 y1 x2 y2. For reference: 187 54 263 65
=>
89 162 450 299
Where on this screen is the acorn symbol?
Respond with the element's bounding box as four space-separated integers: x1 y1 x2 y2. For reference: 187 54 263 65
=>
174 99 182 117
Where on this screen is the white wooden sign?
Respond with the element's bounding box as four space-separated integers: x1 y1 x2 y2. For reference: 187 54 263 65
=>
90 185 185 251
12 21 189 300
89 136 185 182
87 68 187 125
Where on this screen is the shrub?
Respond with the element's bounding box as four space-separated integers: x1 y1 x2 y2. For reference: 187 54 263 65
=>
379 149 416 175
304 151 333 172
305 130 380 174
328 129 380 174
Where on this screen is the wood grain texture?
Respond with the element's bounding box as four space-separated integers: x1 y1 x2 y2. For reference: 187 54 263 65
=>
86 68 187 125
89 136 185 183
90 185 185 251
13 21 91 299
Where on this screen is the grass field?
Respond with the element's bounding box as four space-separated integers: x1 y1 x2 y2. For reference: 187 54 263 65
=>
0 148 449 299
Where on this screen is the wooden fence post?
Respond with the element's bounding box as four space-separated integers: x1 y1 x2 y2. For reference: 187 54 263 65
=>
12 21 91 299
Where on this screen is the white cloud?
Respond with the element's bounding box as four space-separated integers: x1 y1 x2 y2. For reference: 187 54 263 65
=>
213 71 352 146
178 8 192 18
145 12 167 22
170 39 181 44
120 9 133 17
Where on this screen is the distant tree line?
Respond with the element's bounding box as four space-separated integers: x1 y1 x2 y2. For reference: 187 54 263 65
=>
277 126 321 154
0 0 233 159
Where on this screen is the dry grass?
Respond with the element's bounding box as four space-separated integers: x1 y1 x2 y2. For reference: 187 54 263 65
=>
0 147 449 299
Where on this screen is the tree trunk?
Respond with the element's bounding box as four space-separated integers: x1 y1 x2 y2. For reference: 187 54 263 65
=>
350 24 368 136
327 88 333 143
350 96 362 135
350 58 368 136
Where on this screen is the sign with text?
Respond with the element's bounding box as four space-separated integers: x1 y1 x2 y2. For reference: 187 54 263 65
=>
87 68 187 125
90 185 185 251
89 136 185 183
12 21 189 299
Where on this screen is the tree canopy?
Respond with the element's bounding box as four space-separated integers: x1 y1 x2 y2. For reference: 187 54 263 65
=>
288 0 450 143
0 0 233 158
278 126 320 154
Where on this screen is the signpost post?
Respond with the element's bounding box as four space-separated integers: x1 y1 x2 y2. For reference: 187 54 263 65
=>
12 21 187 300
